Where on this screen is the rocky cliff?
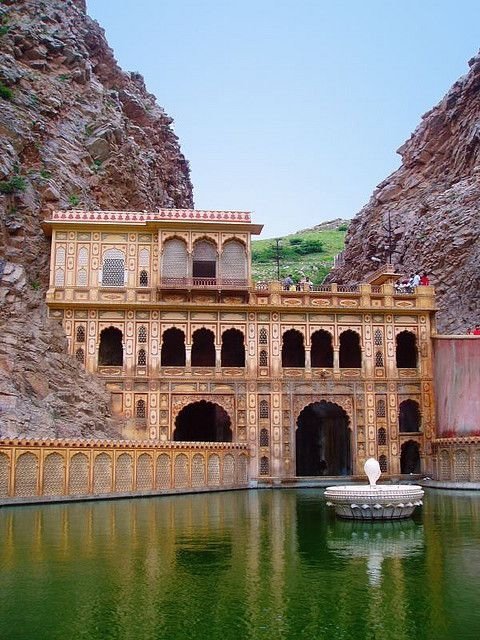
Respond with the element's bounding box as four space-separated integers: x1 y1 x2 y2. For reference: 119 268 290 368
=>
0 0 193 438
328 54 480 334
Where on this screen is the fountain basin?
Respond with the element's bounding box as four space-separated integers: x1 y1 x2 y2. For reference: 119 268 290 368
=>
324 484 424 520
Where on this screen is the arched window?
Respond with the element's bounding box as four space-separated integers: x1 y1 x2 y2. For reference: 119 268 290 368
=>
375 350 384 367
136 399 146 419
191 328 215 367
220 240 246 283
400 440 421 474
161 238 188 281
75 348 84 364
259 328 268 344
193 240 216 279
311 330 334 368
137 349 146 366
376 398 386 418
101 249 125 287
259 350 268 367
76 325 85 342
161 328 186 366
138 326 147 343
259 428 269 447
399 400 421 433
260 456 270 476
282 329 305 367
139 270 148 287
77 247 88 286
396 331 418 368
139 247 150 268
98 327 123 366
379 455 388 472
221 328 245 367
339 330 361 368
378 427 387 446
259 400 269 419
374 329 383 346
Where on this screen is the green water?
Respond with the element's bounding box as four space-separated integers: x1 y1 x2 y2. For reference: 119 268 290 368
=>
1 490 480 640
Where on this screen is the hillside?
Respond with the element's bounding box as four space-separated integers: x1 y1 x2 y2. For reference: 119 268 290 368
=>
0 0 193 438
252 220 348 284
327 53 480 333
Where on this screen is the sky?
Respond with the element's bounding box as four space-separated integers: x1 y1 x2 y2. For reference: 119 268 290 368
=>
88 0 480 238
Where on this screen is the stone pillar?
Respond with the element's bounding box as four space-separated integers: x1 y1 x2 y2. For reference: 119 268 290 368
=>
185 345 191 369
305 347 311 372
333 348 340 371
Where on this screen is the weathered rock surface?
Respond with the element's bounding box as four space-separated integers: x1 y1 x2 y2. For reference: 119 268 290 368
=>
328 54 480 334
0 0 193 438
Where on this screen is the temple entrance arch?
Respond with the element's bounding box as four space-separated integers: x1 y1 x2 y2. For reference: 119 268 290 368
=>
173 401 232 442
296 401 351 476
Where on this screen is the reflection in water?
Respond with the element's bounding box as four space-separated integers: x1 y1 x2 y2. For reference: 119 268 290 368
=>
327 519 424 586
0 490 480 640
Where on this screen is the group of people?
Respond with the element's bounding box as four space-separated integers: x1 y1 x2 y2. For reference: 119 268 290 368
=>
282 274 313 291
395 271 430 293
467 325 480 335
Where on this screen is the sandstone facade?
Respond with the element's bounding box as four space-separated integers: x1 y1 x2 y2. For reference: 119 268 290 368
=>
328 54 480 334
0 0 193 437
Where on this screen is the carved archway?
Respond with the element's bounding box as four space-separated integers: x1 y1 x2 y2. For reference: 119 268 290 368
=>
173 400 232 442
171 394 235 425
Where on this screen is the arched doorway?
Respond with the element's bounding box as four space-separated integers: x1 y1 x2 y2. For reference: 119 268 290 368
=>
98 327 123 365
396 331 418 368
339 330 361 368
221 328 245 367
282 329 305 367
174 401 232 442
161 328 186 366
400 440 421 474
296 401 351 476
191 328 215 367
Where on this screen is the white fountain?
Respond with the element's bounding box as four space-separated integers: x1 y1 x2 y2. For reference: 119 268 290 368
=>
324 458 424 520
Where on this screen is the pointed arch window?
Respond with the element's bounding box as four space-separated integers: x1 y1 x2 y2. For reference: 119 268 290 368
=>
378 427 387 446
162 238 188 281
259 328 268 344
259 428 269 447
76 247 89 286
339 330 361 368
76 325 85 343
136 399 146 419
259 400 269 419
75 348 85 364
137 349 147 366
193 240 216 279
220 240 246 282
138 326 147 343
375 350 384 367
259 350 268 367
55 246 65 287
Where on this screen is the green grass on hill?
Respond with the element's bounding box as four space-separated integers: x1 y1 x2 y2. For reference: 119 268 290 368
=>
252 226 347 284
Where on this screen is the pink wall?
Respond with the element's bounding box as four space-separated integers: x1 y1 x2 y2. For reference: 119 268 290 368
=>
434 337 480 436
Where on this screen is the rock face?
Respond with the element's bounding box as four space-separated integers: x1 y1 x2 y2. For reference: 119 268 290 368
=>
0 0 193 438
328 54 480 334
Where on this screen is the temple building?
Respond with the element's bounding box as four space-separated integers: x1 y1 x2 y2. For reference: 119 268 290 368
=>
43 208 437 482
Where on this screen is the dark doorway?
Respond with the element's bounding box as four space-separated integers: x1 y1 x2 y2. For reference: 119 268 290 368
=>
396 331 418 368
296 401 351 476
282 329 305 367
174 401 232 442
98 326 123 366
399 399 421 432
161 328 186 366
311 330 334 368
221 329 245 367
191 328 216 367
400 440 421 474
339 330 361 368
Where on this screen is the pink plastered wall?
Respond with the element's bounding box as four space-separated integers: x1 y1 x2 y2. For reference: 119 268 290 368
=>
434 337 480 436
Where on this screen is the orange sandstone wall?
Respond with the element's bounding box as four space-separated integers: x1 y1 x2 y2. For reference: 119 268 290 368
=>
434 337 480 436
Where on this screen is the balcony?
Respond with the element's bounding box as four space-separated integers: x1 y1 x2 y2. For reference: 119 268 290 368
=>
159 277 249 291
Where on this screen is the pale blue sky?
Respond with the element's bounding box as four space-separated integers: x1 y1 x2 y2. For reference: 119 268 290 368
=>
88 0 479 238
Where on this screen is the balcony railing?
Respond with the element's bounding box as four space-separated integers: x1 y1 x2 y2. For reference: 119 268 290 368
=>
160 277 249 290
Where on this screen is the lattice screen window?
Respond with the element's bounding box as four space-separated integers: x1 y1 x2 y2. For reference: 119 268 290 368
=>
259 428 269 447
376 398 386 418
138 326 147 343
137 349 147 366
220 240 246 280
139 270 148 286
259 399 269 419
55 246 66 287
162 238 188 279
75 348 85 364
259 350 268 367
377 427 387 446
76 247 89 286
76 326 85 342
375 350 384 367
379 455 388 472
374 329 383 346
136 399 146 419
260 456 270 476
139 248 150 267
101 249 125 287
259 328 268 344
193 240 216 278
